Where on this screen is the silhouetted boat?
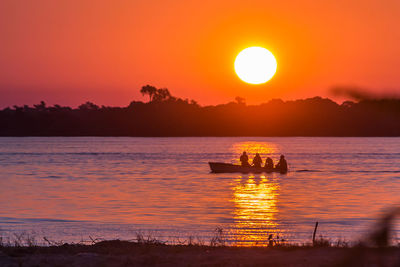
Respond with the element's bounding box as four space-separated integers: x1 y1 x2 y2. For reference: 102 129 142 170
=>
208 162 287 174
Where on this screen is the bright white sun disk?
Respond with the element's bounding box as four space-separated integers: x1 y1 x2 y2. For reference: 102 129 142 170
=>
234 47 277 84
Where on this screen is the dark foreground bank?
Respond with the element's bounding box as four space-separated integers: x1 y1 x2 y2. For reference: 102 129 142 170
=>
1 240 400 267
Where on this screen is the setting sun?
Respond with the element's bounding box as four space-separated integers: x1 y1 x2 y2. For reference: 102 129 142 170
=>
234 47 277 85
2 1 400 265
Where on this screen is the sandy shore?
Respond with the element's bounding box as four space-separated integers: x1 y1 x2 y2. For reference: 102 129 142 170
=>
1 240 400 267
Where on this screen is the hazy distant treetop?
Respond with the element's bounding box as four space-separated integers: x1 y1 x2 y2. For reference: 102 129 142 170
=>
79 102 99 111
141 85 177 103
33 101 46 111
140 85 157 102
152 88 172 102
235 96 246 105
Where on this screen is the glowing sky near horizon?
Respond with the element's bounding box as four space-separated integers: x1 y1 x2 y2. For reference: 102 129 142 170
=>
1 0 400 107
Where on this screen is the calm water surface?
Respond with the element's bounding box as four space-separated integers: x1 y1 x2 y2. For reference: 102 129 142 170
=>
0 137 399 246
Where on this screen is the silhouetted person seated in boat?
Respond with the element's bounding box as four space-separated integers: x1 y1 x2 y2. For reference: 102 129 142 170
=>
240 151 250 167
275 155 288 172
264 157 274 170
252 153 263 168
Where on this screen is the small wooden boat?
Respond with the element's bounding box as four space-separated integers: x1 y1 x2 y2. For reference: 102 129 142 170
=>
209 162 287 174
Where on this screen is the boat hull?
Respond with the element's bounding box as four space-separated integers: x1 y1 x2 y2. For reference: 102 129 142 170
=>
208 162 287 174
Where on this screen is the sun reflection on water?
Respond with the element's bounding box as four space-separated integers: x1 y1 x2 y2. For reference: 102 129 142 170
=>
231 141 278 164
232 141 278 155
231 175 280 246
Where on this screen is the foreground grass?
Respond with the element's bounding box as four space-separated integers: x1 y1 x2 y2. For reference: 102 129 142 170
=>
1 239 400 267
1 208 399 266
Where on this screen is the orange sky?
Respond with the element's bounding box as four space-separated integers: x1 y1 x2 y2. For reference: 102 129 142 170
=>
1 0 400 107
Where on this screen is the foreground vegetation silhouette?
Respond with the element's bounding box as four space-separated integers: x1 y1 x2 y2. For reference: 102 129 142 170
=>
1 208 400 266
1 85 400 136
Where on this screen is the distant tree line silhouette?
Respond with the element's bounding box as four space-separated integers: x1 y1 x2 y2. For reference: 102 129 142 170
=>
1 85 400 136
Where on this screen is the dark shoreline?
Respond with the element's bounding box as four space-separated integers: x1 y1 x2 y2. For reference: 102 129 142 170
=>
3 96 400 137
1 240 400 267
